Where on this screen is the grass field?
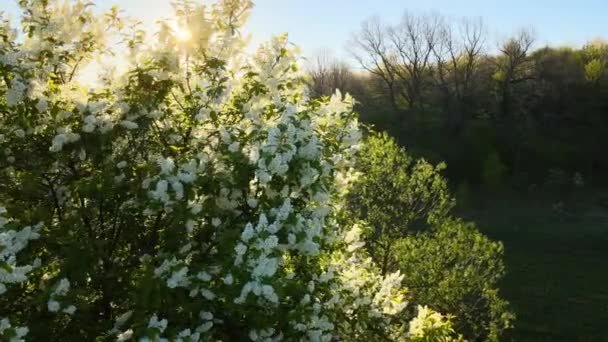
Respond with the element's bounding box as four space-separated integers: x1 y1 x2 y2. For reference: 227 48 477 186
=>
460 191 608 341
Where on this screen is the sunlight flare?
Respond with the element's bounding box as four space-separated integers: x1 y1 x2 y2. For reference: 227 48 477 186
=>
170 21 192 42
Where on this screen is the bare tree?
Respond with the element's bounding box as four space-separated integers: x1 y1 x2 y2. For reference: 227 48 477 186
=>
491 29 536 175
494 29 536 120
432 16 486 132
308 49 332 97
350 17 402 113
307 49 354 98
350 12 459 126
387 12 440 110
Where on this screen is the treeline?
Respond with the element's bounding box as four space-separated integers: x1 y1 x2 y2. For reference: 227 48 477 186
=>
309 13 608 191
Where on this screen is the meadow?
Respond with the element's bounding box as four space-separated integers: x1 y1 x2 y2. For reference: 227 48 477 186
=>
463 192 608 341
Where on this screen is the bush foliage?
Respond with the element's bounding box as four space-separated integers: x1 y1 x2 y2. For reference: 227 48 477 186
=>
345 132 513 341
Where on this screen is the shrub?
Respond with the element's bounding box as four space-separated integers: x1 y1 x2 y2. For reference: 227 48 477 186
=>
395 219 515 341
344 132 513 341
345 131 454 274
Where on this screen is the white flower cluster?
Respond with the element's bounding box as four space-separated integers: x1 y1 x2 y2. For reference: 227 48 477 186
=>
109 310 133 338
0 207 41 341
147 156 201 206
0 208 41 295
47 278 76 315
0 318 28 342
5 78 27 107
49 127 81 152
140 314 169 342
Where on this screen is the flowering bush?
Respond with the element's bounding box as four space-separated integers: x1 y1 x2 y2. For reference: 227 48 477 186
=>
0 0 460 340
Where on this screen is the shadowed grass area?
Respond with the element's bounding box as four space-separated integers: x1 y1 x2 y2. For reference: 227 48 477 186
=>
460 191 608 341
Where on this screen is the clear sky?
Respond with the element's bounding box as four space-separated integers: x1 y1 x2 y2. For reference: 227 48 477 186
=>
3 0 608 62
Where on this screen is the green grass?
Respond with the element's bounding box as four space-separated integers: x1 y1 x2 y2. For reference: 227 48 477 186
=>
460 191 608 341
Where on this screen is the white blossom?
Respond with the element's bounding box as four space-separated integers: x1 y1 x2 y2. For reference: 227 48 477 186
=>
47 300 60 312
117 329 134 342
120 120 139 130
157 157 175 175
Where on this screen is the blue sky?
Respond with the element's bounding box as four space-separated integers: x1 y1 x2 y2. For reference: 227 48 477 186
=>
247 0 607 58
3 0 608 62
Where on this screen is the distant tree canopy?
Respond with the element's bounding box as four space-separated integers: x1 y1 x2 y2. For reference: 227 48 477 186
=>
309 13 608 190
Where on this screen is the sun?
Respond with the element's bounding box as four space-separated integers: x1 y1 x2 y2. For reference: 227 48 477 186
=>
170 22 192 42
175 27 192 41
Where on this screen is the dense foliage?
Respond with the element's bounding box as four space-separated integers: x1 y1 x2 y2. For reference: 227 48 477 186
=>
0 0 462 341
345 133 513 341
395 219 514 341
345 132 453 274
